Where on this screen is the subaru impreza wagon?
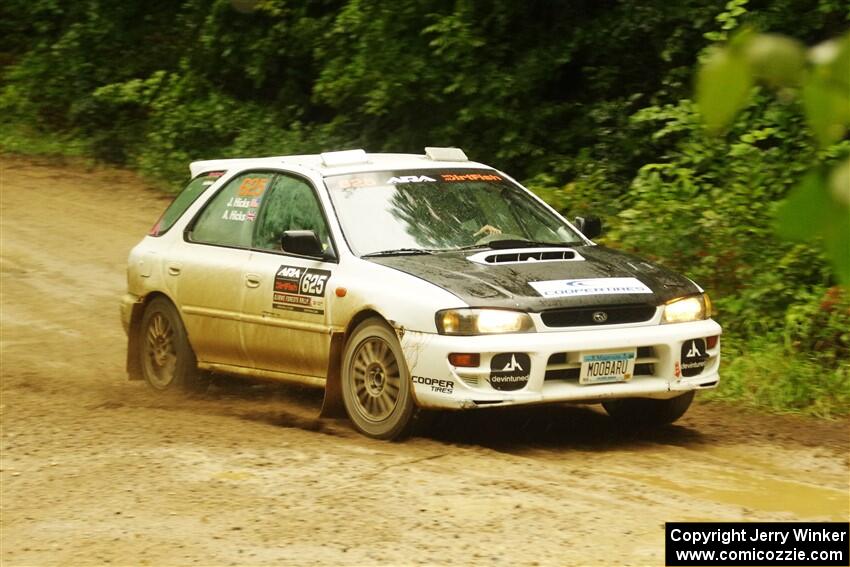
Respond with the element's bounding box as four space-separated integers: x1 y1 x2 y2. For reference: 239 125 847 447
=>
121 147 721 439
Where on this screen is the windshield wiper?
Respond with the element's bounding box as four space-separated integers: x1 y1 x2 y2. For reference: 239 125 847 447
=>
457 239 573 250
361 248 435 258
444 243 490 252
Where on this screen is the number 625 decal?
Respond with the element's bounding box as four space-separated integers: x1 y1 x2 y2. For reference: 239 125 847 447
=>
301 272 329 296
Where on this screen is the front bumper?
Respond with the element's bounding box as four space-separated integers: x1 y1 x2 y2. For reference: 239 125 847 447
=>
401 319 721 409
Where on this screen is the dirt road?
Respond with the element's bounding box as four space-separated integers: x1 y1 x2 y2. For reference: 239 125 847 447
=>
1 155 848 566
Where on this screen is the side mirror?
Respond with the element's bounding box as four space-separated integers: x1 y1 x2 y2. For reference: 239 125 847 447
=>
573 216 602 239
281 230 330 259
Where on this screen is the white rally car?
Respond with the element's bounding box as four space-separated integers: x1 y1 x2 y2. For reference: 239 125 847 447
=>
121 148 721 439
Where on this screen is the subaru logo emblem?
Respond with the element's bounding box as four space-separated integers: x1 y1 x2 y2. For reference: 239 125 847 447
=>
592 311 608 323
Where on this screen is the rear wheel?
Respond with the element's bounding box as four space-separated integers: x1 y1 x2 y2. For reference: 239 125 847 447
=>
139 297 204 392
341 318 416 440
602 391 695 426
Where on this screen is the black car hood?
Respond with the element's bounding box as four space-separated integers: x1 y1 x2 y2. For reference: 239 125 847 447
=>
367 245 699 311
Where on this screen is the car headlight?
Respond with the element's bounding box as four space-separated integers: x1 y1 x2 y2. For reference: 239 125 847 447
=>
436 309 535 335
662 293 712 324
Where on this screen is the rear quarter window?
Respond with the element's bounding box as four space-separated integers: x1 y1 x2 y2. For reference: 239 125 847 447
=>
188 171 275 248
149 171 226 236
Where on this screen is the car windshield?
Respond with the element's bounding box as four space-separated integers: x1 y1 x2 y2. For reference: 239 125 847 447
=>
325 169 584 256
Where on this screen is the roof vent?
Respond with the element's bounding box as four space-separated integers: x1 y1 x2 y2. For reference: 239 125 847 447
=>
425 147 468 162
321 149 368 167
466 248 585 265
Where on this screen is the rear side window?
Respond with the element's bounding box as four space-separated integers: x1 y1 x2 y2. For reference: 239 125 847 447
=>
149 171 225 236
189 171 275 248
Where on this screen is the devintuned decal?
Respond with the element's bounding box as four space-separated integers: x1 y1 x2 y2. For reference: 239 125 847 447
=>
680 338 708 377
273 265 331 314
489 353 531 391
412 376 453 394
529 277 652 298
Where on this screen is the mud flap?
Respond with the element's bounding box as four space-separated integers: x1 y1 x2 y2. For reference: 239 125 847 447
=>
319 332 347 418
126 302 145 380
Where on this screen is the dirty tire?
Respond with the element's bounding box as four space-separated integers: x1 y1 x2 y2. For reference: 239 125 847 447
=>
139 297 204 393
602 391 695 426
341 318 417 440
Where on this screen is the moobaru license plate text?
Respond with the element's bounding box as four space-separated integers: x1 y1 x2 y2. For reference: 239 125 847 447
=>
580 351 636 384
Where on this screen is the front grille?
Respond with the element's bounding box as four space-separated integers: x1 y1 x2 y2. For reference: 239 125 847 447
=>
545 367 580 381
544 346 658 382
541 304 656 328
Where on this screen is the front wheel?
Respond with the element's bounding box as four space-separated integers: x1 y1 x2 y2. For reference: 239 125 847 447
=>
602 391 695 426
139 297 204 392
341 318 417 440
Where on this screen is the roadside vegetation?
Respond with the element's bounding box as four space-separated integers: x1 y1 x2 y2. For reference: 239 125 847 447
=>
2 0 847 416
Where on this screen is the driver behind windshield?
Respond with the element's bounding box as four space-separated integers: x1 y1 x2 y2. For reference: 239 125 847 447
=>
325 170 582 255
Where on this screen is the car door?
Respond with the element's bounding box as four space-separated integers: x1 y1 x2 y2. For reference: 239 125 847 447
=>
173 170 275 367
240 172 336 379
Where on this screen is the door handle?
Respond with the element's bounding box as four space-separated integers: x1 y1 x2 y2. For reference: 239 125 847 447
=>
245 273 262 288
167 265 181 276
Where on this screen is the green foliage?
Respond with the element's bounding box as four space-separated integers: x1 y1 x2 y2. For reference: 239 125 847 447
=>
708 286 850 417
705 339 850 417
703 0 751 43
785 286 850 364
696 30 850 283
0 121 91 158
607 94 847 335
0 0 740 182
3 0 843 184
697 47 753 132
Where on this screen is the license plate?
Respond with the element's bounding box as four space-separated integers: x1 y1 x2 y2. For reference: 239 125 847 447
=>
579 350 636 385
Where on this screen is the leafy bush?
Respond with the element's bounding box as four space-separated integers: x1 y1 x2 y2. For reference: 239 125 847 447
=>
785 286 850 366
707 339 849 417
604 94 848 337
696 28 850 283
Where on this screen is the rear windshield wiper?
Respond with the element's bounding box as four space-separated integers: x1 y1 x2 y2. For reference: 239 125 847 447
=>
361 248 435 258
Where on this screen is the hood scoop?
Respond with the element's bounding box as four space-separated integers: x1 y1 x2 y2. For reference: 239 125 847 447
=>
467 247 585 266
